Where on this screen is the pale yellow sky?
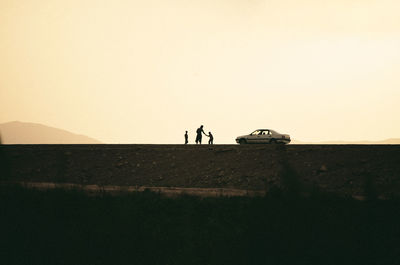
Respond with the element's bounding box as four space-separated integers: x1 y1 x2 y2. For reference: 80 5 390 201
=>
1 0 399 143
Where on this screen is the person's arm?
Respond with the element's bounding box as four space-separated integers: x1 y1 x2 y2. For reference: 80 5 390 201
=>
202 130 207 136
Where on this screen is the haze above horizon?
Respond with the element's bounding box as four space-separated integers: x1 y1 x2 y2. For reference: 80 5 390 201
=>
1 0 399 144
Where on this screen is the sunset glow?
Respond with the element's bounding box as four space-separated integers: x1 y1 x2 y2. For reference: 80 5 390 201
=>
1 0 399 143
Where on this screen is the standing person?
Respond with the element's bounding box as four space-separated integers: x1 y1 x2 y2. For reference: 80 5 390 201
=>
195 125 207 144
208 132 214 145
184 131 188 144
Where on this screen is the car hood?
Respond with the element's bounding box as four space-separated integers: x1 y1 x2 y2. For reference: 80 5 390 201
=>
236 135 249 139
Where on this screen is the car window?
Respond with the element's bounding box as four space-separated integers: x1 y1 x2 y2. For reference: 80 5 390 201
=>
251 130 260 135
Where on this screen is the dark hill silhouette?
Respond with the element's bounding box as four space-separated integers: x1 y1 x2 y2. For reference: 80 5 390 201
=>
0 121 101 144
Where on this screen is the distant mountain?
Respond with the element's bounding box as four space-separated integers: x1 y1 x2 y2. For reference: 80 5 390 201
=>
0 121 102 144
291 139 400 145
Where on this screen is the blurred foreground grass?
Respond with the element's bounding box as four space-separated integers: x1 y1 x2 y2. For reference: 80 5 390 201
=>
1 186 400 265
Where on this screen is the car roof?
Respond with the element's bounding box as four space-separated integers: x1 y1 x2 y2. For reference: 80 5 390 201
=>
254 129 278 133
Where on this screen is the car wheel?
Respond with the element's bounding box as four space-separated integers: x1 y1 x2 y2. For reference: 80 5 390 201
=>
239 139 247 145
270 139 277 144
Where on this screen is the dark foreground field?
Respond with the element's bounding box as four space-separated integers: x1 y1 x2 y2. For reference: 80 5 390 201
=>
1 144 400 265
1 185 400 265
1 144 400 197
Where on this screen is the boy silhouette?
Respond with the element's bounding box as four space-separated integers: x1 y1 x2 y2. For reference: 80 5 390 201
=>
208 132 214 144
184 131 188 144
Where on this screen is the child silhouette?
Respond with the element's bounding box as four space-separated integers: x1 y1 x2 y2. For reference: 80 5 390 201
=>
208 132 213 145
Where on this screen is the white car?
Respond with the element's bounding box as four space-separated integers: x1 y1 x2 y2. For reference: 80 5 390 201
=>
236 129 291 144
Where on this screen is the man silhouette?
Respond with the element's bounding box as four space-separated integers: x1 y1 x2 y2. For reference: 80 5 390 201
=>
208 132 214 145
184 131 188 144
195 125 207 144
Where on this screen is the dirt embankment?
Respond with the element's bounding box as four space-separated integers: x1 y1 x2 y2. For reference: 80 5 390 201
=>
1 144 400 197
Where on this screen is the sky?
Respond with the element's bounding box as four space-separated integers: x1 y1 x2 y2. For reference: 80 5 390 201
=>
1 0 399 143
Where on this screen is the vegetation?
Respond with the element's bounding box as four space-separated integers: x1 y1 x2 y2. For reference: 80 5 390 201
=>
1 186 400 265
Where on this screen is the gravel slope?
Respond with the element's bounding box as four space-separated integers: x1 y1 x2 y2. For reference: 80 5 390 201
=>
1 144 400 197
